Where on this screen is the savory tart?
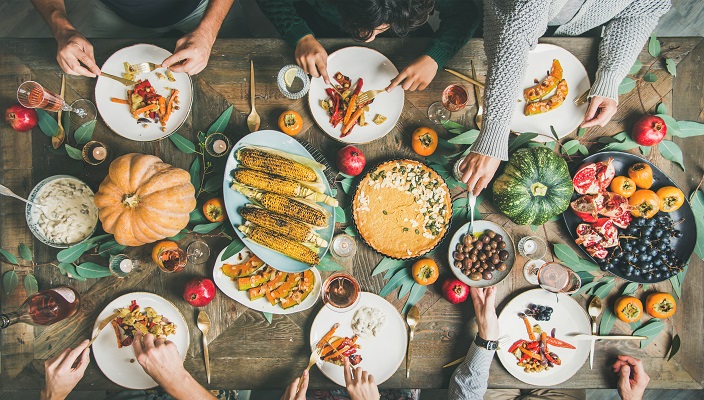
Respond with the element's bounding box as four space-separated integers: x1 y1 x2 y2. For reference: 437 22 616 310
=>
352 160 452 259
111 300 176 348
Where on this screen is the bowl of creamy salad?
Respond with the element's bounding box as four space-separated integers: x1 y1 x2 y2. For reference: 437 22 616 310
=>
25 175 99 248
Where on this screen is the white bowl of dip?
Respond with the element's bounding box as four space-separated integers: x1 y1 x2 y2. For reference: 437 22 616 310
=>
25 175 99 248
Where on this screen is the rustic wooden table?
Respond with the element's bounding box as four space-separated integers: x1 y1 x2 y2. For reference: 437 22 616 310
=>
1 38 702 392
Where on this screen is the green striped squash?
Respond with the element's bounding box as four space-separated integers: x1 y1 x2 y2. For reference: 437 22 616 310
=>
492 147 573 225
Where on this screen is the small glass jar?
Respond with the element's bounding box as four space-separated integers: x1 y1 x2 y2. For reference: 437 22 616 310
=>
82 140 109 165
331 234 356 258
204 132 231 158
517 236 547 260
109 254 138 278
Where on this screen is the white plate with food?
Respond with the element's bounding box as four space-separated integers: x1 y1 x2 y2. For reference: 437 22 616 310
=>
95 43 193 141
25 175 99 248
222 130 335 273
496 288 590 386
309 292 407 386
308 46 404 144
510 44 590 141
447 220 515 288
212 245 321 314
92 292 189 389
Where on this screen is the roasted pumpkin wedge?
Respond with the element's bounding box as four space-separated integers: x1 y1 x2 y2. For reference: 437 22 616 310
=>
222 255 265 278
236 266 275 290
524 59 563 102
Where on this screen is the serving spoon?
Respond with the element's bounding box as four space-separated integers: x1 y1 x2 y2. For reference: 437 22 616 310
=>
246 60 261 132
0 184 59 222
588 296 603 369
406 305 420 378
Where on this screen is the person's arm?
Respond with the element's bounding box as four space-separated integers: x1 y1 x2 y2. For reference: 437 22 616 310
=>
162 0 235 75
41 339 91 400
132 331 216 400
29 0 100 77
425 0 482 69
581 0 671 127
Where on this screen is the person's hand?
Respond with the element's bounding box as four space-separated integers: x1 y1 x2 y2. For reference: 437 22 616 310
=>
581 96 618 128
386 55 438 92
343 358 380 400
281 370 309 400
459 152 502 196
469 286 499 341
613 355 649 400
162 28 215 75
55 30 100 77
295 35 330 85
41 339 91 400
132 331 189 386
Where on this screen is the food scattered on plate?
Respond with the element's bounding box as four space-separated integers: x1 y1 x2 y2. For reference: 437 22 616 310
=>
110 73 179 131
320 72 384 137
221 253 316 309
509 313 575 373
351 307 386 337
32 177 98 245
452 230 509 281
316 323 362 366
352 160 451 259
111 300 176 348
523 59 568 116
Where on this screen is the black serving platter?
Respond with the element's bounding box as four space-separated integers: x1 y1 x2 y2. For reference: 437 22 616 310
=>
563 151 695 283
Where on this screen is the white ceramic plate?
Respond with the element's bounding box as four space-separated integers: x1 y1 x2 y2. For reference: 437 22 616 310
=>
447 220 515 288
308 46 404 144
222 130 334 272
310 292 407 386
92 292 189 389
212 245 322 314
496 289 591 386
95 44 193 141
510 44 590 141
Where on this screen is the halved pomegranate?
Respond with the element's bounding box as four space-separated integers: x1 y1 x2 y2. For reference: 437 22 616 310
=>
576 223 594 236
595 159 615 190
610 210 632 229
576 231 603 248
570 194 604 222
573 163 600 195
593 218 618 248
601 192 628 218
586 243 609 259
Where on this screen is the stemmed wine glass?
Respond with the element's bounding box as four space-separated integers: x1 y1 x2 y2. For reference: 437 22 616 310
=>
17 81 96 126
187 238 211 264
427 84 469 124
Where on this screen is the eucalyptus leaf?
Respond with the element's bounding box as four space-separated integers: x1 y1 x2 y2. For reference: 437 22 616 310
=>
618 78 637 95
656 103 667 115
98 240 127 256
384 263 407 280
669 273 682 299
633 318 665 348
442 120 465 130
65 144 83 160
372 257 405 276
221 239 245 261
403 283 426 314
60 263 86 281
453 196 468 208
648 33 660 57
571 281 602 296
75 262 112 278
654 114 681 133
599 308 617 335
316 255 345 271
3 270 18 295
578 145 589 156
23 274 38 295
643 73 658 83
553 243 581 266
664 58 676 77
593 276 616 299
438 138 454 150
629 60 643 75
601 136 639 152
577 128 586 138
169 133 197 154
598 136 623 144
167 229 188 241
73 120 96 145
622 282 639 296
0 249 19 264
448 129 479 145
344 225 358 237
629 320 643 331
676 121 704 138
36 109 59 137
550 126 560 141
190 157 202 192
667 334 680 361
192 221 223 234
529 225 538 232
207 105 234 135
508 132 539 153
57 243 89 263
690 190 704 259
398 279 414 299
659 140 685 171
190 209 207 224
334 206 348 224
340 176 355 194
379 268 413 297
262 312 273 324
18 243 32 261
202 175 222 193
576 271 595 284
84 234 114 246
640 146 651 156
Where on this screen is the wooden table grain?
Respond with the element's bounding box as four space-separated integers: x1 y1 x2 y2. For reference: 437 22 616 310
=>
1 38 702 391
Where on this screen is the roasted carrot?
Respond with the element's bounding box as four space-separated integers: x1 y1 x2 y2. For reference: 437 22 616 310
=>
158 96 166 117
522 316 536 341
132 103 159 117
343 94 357 125
518 346 542 361
110 97 129 105
545 336 575 349
341 107 364 136
322 337 345 360
316 323 339 349
163 89 179 123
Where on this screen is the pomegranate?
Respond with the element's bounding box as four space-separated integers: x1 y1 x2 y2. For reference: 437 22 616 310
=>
576 223 594 236
572 159 615 195
586 243 608 260
570 194 604 222
593 218 618 248
595 159 615 190
601 192 628 218
631 114 667 146
610 210 632 229
336 145 366 176
183 277 216 307
5 104 38 132
441 278 469 304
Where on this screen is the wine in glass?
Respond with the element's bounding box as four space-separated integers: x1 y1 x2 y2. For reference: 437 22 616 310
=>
537 262 581 294
427 83 469 124
17 81 95 125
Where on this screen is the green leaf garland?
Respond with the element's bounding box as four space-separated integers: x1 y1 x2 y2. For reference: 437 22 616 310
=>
334 206 348 224
507 132 538 153
75 262 112 278
202 175 222 193
18 243 32 261
665 58 677 77
618 78 636 95
656 103 667 115
648 34 661 57
643 73 658 83
57 243 90 263
676 121 704 138
593 276 616 299
0 249 19 264
24 274 38 295
658 140 685 171
629 60 643 74
169 133 197 154
59 263 86 281
621 282 639 296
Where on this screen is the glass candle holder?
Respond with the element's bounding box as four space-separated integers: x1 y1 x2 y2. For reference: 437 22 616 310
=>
109 254 138 278
331 234 356 258
204 132 231 157
82 140 109 165
517 236 547 260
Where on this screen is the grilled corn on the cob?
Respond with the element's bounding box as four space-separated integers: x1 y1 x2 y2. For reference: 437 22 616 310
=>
238 224 320 265
241 207 328 247
236 147 318 182
231 183 329 227
233 168 338 207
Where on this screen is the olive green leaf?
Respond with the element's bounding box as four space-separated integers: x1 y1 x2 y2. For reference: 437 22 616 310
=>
643 73 658 83
169 133 197 154
676 121 704 138
316 254 345 271
36 109 59 137
340 176 355 194
403 283 427 314
648 34 660 57
3 270 18 295
659 140 685 171
372 257 405 276
74 120 96 145
75 262 112 278
23 274 38 295
593 276 616 299
665 58 676 77
202 175 222 193
508 132 538 153
448 129 479 145
667 334 680 361
599 308 617 335
190 209 207 224
442 120 465 131
262 312 273 324
59 263 86 281
690 189 704 260
192 221 223 234
189 157 202 192
344 225 358 237
640 146 651 156
380 268 413 297
18 243 32 262
57 242 90 263
622 282 639 296
65 144 83 160
0 249 19 265
633 318 665 348
334 206 348 224
221 239 245 261
656 103 667 115
618 78 636 95
207 105 234 135
629 60 643 74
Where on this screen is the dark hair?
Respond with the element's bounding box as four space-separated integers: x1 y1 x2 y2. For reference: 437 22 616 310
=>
336 0 435 41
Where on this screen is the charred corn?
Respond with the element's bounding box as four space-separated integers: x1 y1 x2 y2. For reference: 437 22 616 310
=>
236 147 318 182
241 208 328 247
238 224 320 265
233 168 338 207
231 183 329 227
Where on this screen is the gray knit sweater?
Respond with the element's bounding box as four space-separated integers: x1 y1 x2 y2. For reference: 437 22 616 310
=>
471 0 672 161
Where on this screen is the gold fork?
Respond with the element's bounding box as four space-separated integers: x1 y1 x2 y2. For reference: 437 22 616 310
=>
130 62 160 75
87 311 120 347
574 89 590 106
298 346 322 390
356 89 386 105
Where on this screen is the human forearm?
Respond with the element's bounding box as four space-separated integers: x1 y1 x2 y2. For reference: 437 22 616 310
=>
160 370 216 400
255 0 313 47
425 0 481 68
448 343 495 400
194 0 235 43
30 0 76 39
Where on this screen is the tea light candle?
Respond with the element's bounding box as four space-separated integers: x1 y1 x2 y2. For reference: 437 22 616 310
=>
331 234 355 258
119 258 133 273
213 139 227 154
522 239 537 255
92 146 107 161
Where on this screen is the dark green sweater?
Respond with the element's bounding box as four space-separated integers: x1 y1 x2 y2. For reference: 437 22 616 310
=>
256 0 481 68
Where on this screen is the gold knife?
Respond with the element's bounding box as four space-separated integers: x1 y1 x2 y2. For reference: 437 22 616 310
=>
444 68 485 89
87 311 119 347
53 74 66 148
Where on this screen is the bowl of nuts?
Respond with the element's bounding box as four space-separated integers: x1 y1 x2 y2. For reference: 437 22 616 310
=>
447 220 516 287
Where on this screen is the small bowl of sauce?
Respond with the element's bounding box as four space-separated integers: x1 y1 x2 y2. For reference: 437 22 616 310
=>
322 273 360 312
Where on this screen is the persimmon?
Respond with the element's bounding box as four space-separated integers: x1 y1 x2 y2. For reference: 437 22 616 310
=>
278 110 303 136
411 127 438 156
610 176 637 198
645 292 676 318
656 186 684 212
627 163 653 189
411 258 439 285
629 190 660 219
614 296 643 323
203 197 227 222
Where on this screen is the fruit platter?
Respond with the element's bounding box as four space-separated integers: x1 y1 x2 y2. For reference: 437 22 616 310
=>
564 151 695 283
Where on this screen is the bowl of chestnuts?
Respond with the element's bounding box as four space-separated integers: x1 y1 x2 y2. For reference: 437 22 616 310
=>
447 220 516 288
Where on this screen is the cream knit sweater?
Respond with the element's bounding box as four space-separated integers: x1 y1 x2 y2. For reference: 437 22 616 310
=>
471 0 672 161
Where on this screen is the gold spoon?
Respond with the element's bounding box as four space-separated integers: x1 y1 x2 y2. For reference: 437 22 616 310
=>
246 60 261 132
406 305 420 378
587 296 602 369
197 311 212 384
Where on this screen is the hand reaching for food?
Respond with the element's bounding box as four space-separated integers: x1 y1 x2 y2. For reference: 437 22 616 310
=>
469 286 499 341
55 29 101 78
281 370 309 400
295 35 330 85
162 29 216 75
40 339 91 400
459 152 502 196
581 96 617 128
343 358 380 400
613 355 649 400
386 55 438 92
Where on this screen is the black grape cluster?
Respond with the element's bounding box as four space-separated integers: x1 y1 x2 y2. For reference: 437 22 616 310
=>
525 304 553 321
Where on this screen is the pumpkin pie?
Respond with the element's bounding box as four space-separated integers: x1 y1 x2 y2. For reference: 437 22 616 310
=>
352 160 452 259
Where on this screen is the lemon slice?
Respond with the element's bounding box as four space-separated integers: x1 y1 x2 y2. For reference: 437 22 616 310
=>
284 67 298 88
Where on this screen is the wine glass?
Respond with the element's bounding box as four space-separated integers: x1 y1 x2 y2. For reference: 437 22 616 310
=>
17 81 95 124
157 247 187 273
427 101 451 124
187 239 211 264
537 262 581 294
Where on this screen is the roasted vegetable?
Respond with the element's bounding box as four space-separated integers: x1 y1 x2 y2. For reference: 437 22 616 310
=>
238 224 320 265
241 207 328 247
235 147 318 182
524 59 563 102
524 79 568 116
233 168 338 207
231 183 329 227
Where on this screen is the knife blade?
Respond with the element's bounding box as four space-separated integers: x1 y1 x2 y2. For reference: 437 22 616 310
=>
87 311 120 347
589 321 597 369
573 334 647 341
